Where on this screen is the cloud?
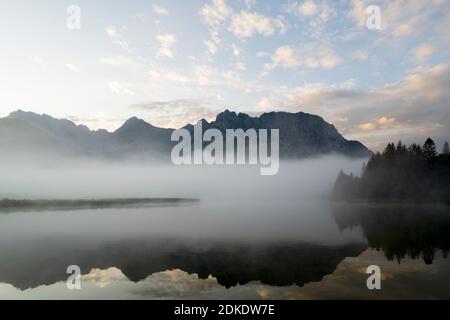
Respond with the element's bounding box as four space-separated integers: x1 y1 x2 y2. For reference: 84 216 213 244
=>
194 64 214 86
262 46 300 75
377 116 397 126
357 117 400 131
65 64 79 72
285 1 336 40
156 33 176 58
347 0 447 41
105 25 130 51
256 96 273 112
347 0 367 28
282 63 450 149
297 1 318 16
357 122 376 131
199 0 233 28
152 4 169 16
108 81 135 95
100 54 138 67
231 44 241 57
412 44 434 62
29 56 46 65
382 0 445 35
68 113 127 132
166 71 190 83
130 98 221 128
205 40 218 54
302 44 342 69
261 44 341 76
229 11 287 38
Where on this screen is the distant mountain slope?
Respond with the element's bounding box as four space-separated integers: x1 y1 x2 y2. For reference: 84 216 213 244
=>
1 109 372 161
0 117 65 156
187 110 371 158
112 117 173 159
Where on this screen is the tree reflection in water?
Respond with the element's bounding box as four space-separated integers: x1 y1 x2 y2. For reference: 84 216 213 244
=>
333 203 450 264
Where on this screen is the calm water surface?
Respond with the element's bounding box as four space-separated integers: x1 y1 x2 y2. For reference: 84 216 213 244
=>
0 200 449 299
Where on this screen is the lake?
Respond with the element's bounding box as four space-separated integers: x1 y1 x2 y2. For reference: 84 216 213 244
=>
1 158 449 299
0 199 449 299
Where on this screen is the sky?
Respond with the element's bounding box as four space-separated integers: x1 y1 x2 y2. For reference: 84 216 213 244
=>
0 0 449 151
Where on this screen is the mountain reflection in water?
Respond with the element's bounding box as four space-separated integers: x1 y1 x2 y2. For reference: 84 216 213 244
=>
0 202 449 299
0 237 366 290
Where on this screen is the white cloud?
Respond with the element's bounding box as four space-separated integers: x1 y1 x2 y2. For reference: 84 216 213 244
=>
205 40 218 54
194 65 213 86
30 56 46 65
100 54 138 67
156 33 176 58
232 44 241 57
152 4 169 16
130 98 220 128
256 96 273 111
166 71 190 83
105 25 130 51
65 64 79 72
297 1 318 16
262 46 300 75
229 11 287 38
199 0 233 28
108 81 135 95
285 1 336 39
68 114 127 132
319 54 341 69
261 44 341 76
301 44 342 69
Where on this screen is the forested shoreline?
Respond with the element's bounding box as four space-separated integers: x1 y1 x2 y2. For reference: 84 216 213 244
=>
334 139 450 204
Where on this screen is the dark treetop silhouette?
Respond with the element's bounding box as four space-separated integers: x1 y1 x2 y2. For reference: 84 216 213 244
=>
333 138 450 203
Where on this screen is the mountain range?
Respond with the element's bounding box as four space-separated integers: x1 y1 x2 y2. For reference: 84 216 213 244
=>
0 109 372 161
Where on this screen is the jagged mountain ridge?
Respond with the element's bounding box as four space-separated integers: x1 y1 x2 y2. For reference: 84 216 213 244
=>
2 109 372 160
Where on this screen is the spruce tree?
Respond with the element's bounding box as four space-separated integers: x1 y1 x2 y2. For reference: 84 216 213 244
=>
423 138 437 161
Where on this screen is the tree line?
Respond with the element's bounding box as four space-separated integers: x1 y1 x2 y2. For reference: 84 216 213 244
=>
334 138 450 203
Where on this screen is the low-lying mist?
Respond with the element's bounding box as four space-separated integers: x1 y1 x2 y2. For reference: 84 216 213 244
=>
0 155 365 202
0 155 368 244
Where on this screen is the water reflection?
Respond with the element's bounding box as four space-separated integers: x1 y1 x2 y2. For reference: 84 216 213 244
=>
0 237 365 290
333 203 450 264
0 202 449 299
